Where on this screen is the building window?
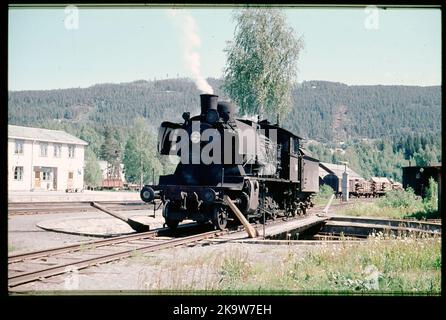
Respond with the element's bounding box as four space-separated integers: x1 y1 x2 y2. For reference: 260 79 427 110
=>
54 144 62 157
42 170 51 181
14 140 24 154
68 145 75 158
40 143 48 157
14 166 23 181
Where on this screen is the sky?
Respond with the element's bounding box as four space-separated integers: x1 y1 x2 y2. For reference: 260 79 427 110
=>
8 6 441 91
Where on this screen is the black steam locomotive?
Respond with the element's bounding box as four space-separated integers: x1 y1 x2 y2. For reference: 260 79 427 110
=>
140 94 319 230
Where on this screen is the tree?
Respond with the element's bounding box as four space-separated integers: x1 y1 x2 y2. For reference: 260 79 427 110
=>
100 127 122 179
79 125 103 157
423 178 438 212
222 8 303 121
84 147 102 187
123 118 163 186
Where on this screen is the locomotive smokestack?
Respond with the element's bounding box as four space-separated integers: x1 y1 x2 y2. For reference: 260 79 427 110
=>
200 94 218 115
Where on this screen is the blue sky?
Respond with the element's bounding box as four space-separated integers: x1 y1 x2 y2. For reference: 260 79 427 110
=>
8 6 441 91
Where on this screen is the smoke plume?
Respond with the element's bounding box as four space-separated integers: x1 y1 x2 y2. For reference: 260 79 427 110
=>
167 10 214 94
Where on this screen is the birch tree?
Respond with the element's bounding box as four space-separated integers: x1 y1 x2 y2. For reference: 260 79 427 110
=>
223 8 303 121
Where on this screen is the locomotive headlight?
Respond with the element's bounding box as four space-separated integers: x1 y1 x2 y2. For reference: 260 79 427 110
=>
191 131 201 144
140 186 155 203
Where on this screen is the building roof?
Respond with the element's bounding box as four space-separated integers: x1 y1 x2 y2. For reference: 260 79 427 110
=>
319 162 363 180
402 162 442 169
8 125 88 146
371 177 391 183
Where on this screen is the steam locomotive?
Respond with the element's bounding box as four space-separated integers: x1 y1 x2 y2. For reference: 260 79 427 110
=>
140 94 320 230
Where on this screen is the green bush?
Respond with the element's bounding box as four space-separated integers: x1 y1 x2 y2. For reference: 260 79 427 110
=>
423 178 438 212
405 178 440 220
314 185 335 206
338 186 440 219
319 185 335 198
377 188 424 211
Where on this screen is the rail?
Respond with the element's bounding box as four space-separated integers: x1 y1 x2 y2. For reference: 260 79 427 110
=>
8 227 227 288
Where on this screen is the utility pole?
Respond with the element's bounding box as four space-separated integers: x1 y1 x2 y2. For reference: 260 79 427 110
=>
140 154 143 189
140 134 143 190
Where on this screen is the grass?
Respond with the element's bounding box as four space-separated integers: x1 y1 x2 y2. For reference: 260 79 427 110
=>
313 185 335 206
219 249 254 289
135 233 441 294
336 202 419 219
78 243 96 252
8 244 15 253
130 249 145 260
336 187 439 220
133 185 441 294
136 249 224 291
217 235 440 294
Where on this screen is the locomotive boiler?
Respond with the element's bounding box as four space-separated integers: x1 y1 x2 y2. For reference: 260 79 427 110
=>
140 94 319 230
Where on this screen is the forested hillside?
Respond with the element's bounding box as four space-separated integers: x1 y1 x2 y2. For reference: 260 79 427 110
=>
287 81 440 142
8 78 441 183
8 78 441 142
306 132 441 182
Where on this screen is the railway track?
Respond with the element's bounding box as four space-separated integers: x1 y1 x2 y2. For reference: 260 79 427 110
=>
8 198 439 288
7 196 364 216
8 223 227 288
8 193 367 215
8 205 326 288
8 200 158 215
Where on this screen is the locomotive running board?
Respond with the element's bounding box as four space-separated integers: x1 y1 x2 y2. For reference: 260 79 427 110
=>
224 195 259 238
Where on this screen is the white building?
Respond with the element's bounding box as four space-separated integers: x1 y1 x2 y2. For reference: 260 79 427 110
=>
8 125 88 191
98 160 126 182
